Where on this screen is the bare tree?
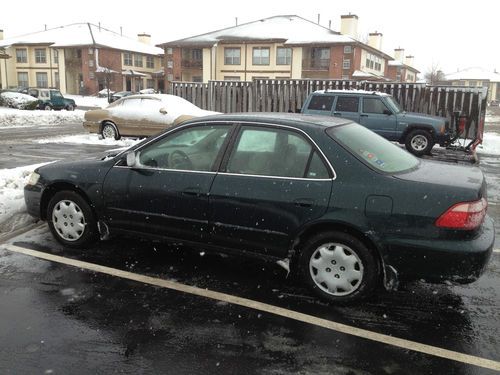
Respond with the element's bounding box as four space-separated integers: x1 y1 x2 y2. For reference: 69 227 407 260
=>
424 63 446 85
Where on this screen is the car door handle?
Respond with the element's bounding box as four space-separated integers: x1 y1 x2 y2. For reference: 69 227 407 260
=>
294 198 314 208
333 112 342 116
182 188 202 197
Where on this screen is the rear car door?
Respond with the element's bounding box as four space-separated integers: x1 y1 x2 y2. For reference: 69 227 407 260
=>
102 123 232 241
359 97 398 139
302 94 336 116
209 124 333 257
333 95 360 123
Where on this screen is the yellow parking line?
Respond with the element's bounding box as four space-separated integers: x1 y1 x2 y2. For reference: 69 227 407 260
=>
3 243 500 372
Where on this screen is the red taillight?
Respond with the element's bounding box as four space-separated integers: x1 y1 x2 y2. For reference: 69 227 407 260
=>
435 198 487 230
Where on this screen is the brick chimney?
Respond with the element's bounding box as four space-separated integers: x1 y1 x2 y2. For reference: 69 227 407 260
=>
368 32 383 50
394 48 405 63
340 14 358 39
404 55 415 67
137 33 151 45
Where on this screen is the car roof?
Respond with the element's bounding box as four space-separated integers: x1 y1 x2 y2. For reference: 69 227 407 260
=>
313 89 391 97
182 112 352 131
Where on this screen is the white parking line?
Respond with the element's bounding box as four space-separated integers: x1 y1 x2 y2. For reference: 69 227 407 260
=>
3 243 500 372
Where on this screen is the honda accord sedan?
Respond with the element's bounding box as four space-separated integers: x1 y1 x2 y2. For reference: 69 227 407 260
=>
25 113 494 303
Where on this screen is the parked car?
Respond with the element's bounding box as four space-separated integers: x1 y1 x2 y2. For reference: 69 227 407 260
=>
26 88 76 111
97 88 115 98
83 94 218 139
109 91 135 103
301 90 452 156
25 113 494 303
139 88 157 94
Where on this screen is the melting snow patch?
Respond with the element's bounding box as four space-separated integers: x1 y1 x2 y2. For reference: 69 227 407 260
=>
36 134 141 147
477 132 500 155
0 108 84 127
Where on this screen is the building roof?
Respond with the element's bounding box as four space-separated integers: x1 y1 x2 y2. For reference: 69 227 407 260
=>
0 23 163 55
444 67 500 82
388 60 420 73
159 15 355 47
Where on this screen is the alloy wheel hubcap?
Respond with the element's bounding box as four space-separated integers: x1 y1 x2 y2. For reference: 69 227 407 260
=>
52 200 86 241
411 135 428 151
103 125 115 139
309 243 363 296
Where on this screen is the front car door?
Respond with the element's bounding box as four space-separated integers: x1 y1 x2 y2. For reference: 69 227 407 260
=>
102 123 232 241
359 96 398 139
209 124 333 258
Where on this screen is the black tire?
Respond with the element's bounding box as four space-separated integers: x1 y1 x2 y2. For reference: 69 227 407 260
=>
66 104 75 111
405 129 434 156
43 104 53 111
47 191 98 249
101 121 120 140
299 231 380 303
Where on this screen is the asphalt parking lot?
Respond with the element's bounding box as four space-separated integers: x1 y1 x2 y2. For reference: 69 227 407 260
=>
0 117 499 374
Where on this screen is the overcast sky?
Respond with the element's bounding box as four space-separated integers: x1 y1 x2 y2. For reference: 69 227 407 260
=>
1 0 497 76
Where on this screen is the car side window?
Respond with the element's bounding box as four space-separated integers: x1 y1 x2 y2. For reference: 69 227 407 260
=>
137 125 230 171
335 96 359 112
363 97 390 114
307 151 330 179
226 126 328 179
307 95 335 111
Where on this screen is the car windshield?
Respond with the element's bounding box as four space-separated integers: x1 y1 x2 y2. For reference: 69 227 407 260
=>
327 123 419 173
385 96 403 114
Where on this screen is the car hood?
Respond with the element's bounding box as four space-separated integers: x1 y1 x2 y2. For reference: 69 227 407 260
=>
394 159 486 199
398 111 446 125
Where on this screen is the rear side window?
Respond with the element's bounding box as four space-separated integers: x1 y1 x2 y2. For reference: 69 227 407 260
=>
327 123 419 173
363 97 389 114
307 95 335 111
335 96 359 112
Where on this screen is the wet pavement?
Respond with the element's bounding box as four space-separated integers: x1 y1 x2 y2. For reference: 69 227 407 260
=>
0 115 499 374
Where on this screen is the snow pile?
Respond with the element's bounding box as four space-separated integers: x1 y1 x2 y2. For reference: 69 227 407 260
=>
0 162 53 231
37 134 141 147
477 132 500 155
65 95 109 108
0 108 84 127
0 91 38 109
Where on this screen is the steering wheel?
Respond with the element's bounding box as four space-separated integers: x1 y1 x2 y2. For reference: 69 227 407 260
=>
168 150 193 170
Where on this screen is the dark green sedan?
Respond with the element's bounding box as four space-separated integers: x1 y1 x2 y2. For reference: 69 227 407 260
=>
24 113 494 303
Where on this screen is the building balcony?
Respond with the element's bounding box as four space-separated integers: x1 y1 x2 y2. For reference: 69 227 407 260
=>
302 58 330 71
181 59 203 68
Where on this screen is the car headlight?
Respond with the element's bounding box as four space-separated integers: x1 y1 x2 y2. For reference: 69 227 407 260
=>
27 172 40 186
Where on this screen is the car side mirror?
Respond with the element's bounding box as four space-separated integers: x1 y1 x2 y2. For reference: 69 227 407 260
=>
383 109 393 115
126 151 137 167
159 108 168 115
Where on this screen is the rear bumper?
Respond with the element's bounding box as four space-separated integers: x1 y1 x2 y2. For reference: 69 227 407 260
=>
382 216 495 284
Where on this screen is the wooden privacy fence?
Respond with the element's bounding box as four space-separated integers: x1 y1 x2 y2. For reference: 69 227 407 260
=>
170 80 488 141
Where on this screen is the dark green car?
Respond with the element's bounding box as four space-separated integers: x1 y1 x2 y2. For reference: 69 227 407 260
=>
24 113 494 303
31 88 76 111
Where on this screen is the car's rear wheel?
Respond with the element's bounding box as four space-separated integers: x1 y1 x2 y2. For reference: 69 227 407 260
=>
101 122 120 140
44 104 52 111
405 129 433 156
47 191 98 248
299 231 379 303
66 104 75 111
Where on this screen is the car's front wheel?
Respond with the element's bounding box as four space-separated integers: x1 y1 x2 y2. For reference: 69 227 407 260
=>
405 129 434 156
43 104 52 111
299 231 379 303
47 191 98 248
65 104 75 111
101 122 120 140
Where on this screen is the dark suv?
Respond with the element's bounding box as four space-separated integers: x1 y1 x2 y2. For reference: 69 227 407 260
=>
301 90 452 156
27 88 76 111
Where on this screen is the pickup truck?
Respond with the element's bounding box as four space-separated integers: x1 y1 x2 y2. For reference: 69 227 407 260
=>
301 90 452 156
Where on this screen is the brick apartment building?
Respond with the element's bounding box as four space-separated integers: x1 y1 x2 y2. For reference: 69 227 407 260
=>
158 14 419 85
0 23 164 94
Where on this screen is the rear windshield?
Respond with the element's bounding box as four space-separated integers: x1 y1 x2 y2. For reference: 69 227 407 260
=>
327 123 419 173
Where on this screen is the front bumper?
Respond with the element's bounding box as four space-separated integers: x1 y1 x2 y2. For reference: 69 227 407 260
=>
24 183 44 220
382 216 495 284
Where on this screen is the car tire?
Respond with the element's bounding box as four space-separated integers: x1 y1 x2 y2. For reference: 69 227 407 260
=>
299 231 380 304
44 104 53 111
47 191 98 249
101 122 120 140
405 129 434 156
66 104 75 111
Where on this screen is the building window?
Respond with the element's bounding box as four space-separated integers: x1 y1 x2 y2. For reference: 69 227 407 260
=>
192 76 203 82
53 49 59 64
167 48 173 55
224 76 240 81
89 72 95 80
35 48 47 64
36 72 48 88
167 61 173 69
276 47 292 65
147 79 154 88
134 54 143 67
311 48 330 69
88 48 94 55
17 72 28 87
252 47 270 65
192 49 202 61
343 59 351 69
76 49 82 59
224 48 241 65
88 59 94 67
344 45 352 54
16 48 28 63
167 73 174 81
124 52 133 66
54 72 60 88
146 56 155 69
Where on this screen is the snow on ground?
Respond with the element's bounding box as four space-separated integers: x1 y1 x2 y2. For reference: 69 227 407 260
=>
65 95 109 108
477 132 500 155
0 107 84 127
0 162 53 232
36 133 141 147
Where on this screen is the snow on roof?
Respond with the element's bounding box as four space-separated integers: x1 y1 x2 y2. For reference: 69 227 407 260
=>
388 60 404 67
314 89 390 96
445 67 500 82
160 15 355 47
0 23 163 55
